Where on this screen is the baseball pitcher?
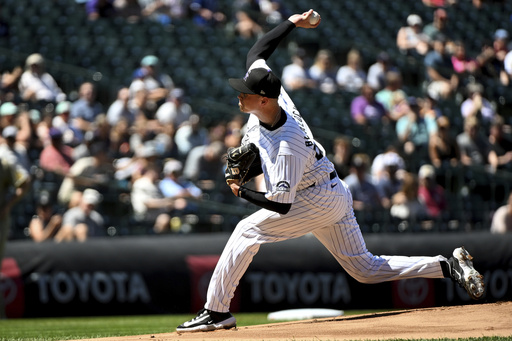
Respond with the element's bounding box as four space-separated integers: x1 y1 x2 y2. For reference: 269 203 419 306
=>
177 9 484 333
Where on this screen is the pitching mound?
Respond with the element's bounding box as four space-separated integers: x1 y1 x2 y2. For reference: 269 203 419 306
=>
89 301 512 341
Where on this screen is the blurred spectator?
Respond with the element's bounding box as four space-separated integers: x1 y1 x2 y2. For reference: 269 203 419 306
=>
371 145 406 183
373 150 404 209
167 0 191 20
183 140 225 189
233 6 263 39
1 102 19 135
77 114 110 158
140 0 173 25
130 55 174 109
130 164 174 233
107 87 137 126
128 82 151 120
308 49 338 94
471 0 483 8
327 136 353 180
421 95 443 119
390 171 429 223
350 83 388 126
460 82 496 124
26 108 44 156
1 66 22 100
367 52 399 91
396 14 429 57
155 88 192 129
343 153 383 212
39 127 75 177
129 120 159 161
0 155 30 318
423 34 459 100
113 141 159 184
487 115 512 172
336 49 367 93
160 159 202 198
422 0 457 6
503 45 512 81
13 104 34 149
417 164 447 220
428 115 460 169
423 8 454 50
490 192 512 234
0 102 33 150
159 158 202 216
0 125 31 174
57 141 113 208
140 0 189 24
174 114 209 157
375 71 407 119
390 93 411 127
189 0 227 28
476 29 510 86
70 82 103 134
154 121 180 160
114 0 143 22
52 101 83 146
55 188 105 242
28 191 63 242
223 115 244 149
493 28 509 63
396 97 438 161
86 0 117 20
109 119 132 158
451 41 479 77
258 0 288 25
18 54 66 104
281 48 316 91
456 116 490 167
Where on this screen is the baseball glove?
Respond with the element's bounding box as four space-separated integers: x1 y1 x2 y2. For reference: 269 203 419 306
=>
225 143 259 185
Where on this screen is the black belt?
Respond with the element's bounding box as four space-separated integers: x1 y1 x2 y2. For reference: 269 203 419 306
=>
308 170 338 188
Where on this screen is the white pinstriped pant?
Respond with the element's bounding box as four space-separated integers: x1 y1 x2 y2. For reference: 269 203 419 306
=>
205 176 447 313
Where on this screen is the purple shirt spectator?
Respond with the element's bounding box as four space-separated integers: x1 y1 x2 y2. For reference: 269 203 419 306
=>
350 84 387 125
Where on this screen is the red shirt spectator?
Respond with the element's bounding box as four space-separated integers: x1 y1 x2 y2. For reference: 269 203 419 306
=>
39 128 74 176
417 164 446 219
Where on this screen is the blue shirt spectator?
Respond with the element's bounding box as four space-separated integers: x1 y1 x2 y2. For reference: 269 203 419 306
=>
70 82 103 134
159 159 202 200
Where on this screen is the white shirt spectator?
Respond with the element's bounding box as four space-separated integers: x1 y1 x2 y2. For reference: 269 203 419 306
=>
156 100 192 126
336 66 366 93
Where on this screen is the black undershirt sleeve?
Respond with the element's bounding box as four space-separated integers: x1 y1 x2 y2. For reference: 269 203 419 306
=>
240 19 296 215
246 20 296 69
239 186 292 215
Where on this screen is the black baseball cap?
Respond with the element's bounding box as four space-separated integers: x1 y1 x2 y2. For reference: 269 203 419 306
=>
229 68 281 98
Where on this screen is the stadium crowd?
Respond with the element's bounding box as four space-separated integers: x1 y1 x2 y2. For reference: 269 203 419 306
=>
1 0 512 244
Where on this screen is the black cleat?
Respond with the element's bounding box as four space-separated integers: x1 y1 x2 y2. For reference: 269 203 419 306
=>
176 308 236 333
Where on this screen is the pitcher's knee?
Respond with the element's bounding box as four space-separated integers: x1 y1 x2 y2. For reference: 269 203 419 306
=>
352 272 383 284
344 259 385 284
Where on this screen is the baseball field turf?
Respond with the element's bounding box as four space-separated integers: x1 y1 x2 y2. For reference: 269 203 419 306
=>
0 311 509 341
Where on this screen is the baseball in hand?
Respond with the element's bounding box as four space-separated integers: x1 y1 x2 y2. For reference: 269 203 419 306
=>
309 11 320 25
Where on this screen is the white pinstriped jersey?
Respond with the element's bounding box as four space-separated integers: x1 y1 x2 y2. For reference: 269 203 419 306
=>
241 59 334 204
204 60 447 314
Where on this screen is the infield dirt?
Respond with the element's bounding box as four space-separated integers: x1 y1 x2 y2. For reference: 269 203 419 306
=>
78 301 512 341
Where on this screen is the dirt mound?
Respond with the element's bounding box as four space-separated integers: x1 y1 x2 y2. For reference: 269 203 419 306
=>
88 301 512 341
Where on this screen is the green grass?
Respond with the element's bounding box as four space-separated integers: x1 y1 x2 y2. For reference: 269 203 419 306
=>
0 312 509 341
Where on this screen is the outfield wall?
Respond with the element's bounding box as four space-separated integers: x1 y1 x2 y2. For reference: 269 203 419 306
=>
2 232 511 318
